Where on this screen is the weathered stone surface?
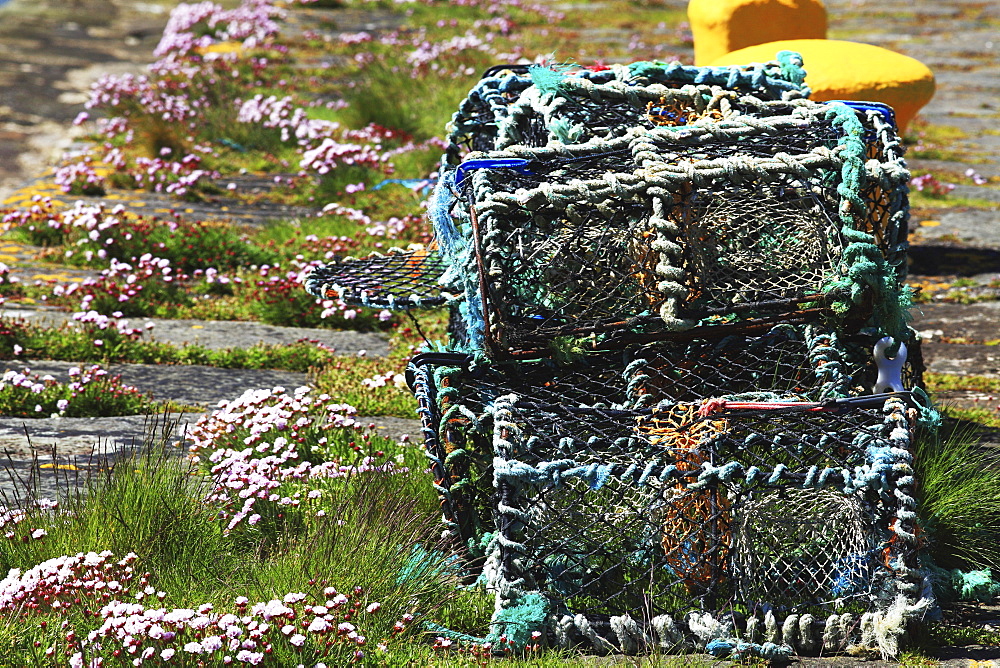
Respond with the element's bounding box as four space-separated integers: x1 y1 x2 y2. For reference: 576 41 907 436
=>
0 412 203 458
921 342 1000 378
0 412 420 503
911 302 1000 342
910 208 1000 249
0 0 167 200
1 307 392 356
909 302 1000 387
1 359 311 408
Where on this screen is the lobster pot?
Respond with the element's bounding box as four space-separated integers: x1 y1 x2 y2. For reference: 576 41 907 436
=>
488 394 921 655
408 325 921 559
450 102 907 356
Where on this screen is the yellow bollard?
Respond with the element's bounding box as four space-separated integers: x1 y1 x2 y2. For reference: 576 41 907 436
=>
688 0 827 66
708 39 935 133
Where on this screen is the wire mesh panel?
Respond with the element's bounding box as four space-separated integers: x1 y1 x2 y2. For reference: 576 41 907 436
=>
732 488 880 609
625 329 840 404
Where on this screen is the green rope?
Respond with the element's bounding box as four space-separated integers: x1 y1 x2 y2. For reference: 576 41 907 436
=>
822 103 911 346
926 563 1000 603
486 592 549 648
775 50 807 85
527 63 572 97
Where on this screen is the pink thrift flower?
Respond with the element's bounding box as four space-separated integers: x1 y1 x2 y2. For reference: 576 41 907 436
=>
307 617 330 633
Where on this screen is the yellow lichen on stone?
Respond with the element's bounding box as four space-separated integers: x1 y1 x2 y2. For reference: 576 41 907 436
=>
708 39 935 132
688 0 827 66
1 178 66 207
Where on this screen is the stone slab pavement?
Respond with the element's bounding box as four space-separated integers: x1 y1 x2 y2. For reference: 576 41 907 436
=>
913 302 1000 385
0 313 410 505
0 306 391 356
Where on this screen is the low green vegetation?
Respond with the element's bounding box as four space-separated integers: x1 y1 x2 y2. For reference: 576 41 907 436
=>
0 426 460 666
910 191 1000 209
926 372 1000 394
904 120 970 161
0 364 190 418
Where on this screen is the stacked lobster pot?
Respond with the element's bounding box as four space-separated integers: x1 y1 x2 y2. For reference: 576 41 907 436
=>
305 55 936 661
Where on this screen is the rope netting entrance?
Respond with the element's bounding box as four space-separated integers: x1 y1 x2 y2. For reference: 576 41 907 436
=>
681 181 842 307
732 488 878 609
304 54 933 659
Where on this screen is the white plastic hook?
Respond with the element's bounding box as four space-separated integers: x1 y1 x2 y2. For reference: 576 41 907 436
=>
873 337 907 393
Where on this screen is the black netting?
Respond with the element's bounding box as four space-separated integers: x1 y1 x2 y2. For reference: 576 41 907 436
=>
508 93 804 148
642 121 841 161
626 332 838 403
304 249 449 308
448 327 857 410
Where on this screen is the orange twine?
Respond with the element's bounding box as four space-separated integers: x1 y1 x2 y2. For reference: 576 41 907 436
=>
638 404 732 593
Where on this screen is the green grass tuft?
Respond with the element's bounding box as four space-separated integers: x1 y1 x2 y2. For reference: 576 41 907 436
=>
916 426 1000 571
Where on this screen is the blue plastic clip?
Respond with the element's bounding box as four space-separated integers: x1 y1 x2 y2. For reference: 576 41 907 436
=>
454 158 533 189
826 100 897 129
